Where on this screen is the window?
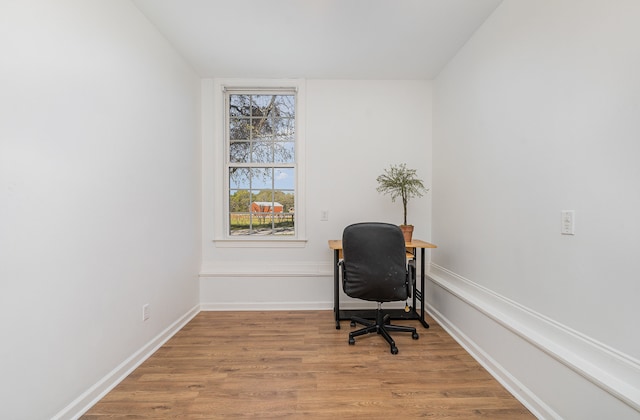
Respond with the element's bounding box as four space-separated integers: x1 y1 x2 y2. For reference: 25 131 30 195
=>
225 88 297 237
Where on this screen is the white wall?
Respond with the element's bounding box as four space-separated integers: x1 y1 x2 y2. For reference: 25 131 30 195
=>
432 0 640 417
0 1 201 419
200 79 432 309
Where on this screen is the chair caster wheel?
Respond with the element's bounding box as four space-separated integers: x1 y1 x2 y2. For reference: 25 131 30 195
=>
412 332 419 340
391 346 398 355
350 321 356 327
348 337 355 345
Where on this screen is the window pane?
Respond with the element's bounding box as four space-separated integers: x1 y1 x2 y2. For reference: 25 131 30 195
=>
274 117 295 137
251 142 274 163
229 95 250 117
229 189 251 212
229 189 251 235
229 141 250 163
273 168 294 190
252 95 274 112
229 167 251 190
230 119 250 141
253 118 274 137
273 95 295 117
250 167 273 190
273 142 294 163
274 190 295 236
252 117 274 138
229 167 274 190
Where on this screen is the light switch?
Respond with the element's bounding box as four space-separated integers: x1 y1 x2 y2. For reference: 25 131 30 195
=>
561 210 575 235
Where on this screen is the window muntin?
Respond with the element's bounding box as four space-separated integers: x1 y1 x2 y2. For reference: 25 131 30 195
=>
226 92 296 237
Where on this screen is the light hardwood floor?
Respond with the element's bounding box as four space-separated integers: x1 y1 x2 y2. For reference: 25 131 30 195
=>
82 310 535 419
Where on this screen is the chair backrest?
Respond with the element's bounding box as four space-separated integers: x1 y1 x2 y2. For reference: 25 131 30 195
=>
342 222 408 302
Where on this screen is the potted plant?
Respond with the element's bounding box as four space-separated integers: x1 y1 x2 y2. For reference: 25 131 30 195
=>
376 163 429 242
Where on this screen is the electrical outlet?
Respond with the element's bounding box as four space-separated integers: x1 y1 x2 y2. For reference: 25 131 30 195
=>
142 304 150 321
320 210 329 221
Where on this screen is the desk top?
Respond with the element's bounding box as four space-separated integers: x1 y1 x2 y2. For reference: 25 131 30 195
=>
328 239 437 250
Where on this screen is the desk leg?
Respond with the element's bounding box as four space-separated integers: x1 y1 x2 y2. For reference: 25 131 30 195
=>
419 247 429 328
334 249 340 329
411 247 417 318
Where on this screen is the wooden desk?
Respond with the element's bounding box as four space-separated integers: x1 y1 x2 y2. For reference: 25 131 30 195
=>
328 239 437 330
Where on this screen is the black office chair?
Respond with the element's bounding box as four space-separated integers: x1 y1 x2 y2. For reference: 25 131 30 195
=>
339 222 419 354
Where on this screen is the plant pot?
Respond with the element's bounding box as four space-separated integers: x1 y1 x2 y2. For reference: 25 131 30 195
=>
400 224 414 243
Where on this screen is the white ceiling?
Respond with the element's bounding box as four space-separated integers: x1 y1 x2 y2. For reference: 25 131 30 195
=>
132 0 502 80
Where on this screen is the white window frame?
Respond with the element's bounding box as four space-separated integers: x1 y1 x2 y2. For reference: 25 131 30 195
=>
210 79 306 247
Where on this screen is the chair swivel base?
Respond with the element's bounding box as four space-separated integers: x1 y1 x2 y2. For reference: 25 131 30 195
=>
348 306 419 354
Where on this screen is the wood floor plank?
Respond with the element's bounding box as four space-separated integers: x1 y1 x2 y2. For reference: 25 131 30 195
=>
81 310 534 419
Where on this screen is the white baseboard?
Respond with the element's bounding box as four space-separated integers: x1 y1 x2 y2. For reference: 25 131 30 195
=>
427 264 640 419
52 304 200 420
